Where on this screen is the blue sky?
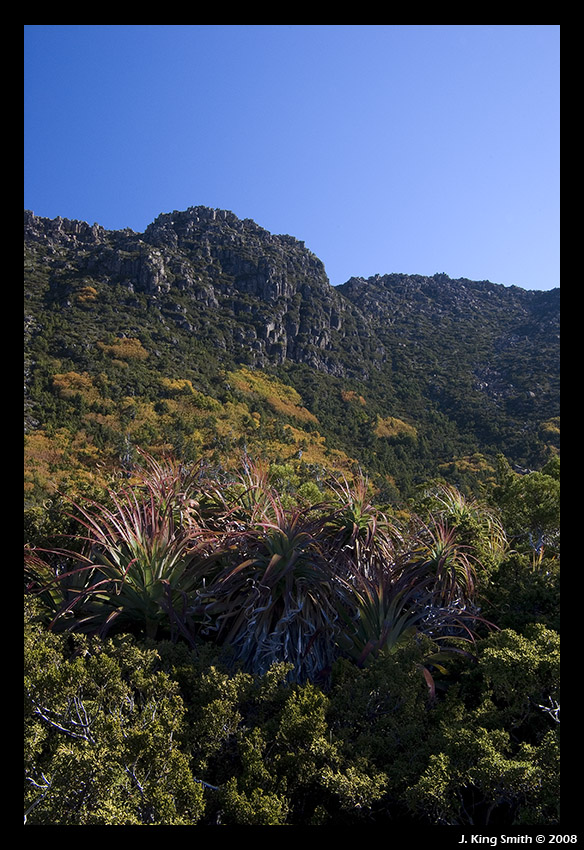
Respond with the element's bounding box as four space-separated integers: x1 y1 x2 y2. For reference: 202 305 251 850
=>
24 25 560 291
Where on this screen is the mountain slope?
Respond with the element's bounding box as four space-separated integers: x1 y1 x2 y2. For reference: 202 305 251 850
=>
23 207 560 500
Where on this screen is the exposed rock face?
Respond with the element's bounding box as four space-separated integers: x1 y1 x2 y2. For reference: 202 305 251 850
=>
140 207 355 370
24 207 370 375
24 206 559 394
24 205 559 475
24 209 107 246
338 272 560 404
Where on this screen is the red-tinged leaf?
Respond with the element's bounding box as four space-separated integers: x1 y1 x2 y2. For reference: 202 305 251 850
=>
421 666 436 700
263 552 283 583
223 559 256 581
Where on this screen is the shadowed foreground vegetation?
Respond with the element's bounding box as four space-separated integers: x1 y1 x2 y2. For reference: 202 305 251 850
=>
24 453 559 826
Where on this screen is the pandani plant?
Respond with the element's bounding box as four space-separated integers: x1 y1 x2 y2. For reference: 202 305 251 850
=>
417 481 508 565
323 473 405 581
334 510 497 696
24 453 498 687
197 493 351 682
24 454 223 641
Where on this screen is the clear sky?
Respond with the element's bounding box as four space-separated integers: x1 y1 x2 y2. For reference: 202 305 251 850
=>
24 25 560 291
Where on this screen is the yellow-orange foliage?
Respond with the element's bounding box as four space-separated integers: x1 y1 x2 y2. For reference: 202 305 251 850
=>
24 428 105 496
540 417 560 438
52 371 102 405
439 454 494 475
160 377 196 395
228 367 318 424
75 285 98 303
97 338 149 361
159 378 221 412
374 415 417 440
341 389 367 406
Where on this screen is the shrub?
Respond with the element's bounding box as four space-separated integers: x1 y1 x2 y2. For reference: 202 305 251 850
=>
24 600 205 825
404 625 560 825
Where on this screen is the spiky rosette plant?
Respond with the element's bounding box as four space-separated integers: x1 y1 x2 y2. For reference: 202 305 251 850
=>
410 518 478 607
129 450 206 528
323 473 403 583
24 460 223 641
335 510 496 681
24 545 93 625
335 554 490 705
336 558 435 667
130 450 240 536
219 456 282 527
417 482 508 572
200 495 349 682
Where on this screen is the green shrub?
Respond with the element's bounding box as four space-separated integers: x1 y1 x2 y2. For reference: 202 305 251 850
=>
404 625 560 825
24 600 205 825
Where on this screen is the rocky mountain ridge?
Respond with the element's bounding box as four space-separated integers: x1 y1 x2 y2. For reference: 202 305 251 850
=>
24 206 558 378
25 207 373 376
24 206 560 491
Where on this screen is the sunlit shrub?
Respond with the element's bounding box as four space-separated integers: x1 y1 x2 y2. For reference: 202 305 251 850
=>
24 601 205 825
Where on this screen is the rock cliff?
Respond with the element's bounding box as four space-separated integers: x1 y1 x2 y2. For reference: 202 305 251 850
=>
24 207 374 376
24 205 559 477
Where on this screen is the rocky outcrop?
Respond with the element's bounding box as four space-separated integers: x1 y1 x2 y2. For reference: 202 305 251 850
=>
24 209 107 247
24 207 372 376
24 205 560 473
24 206 559 389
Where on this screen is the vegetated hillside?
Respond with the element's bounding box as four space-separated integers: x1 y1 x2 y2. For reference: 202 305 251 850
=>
24 206 559 502
23 207 561 827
